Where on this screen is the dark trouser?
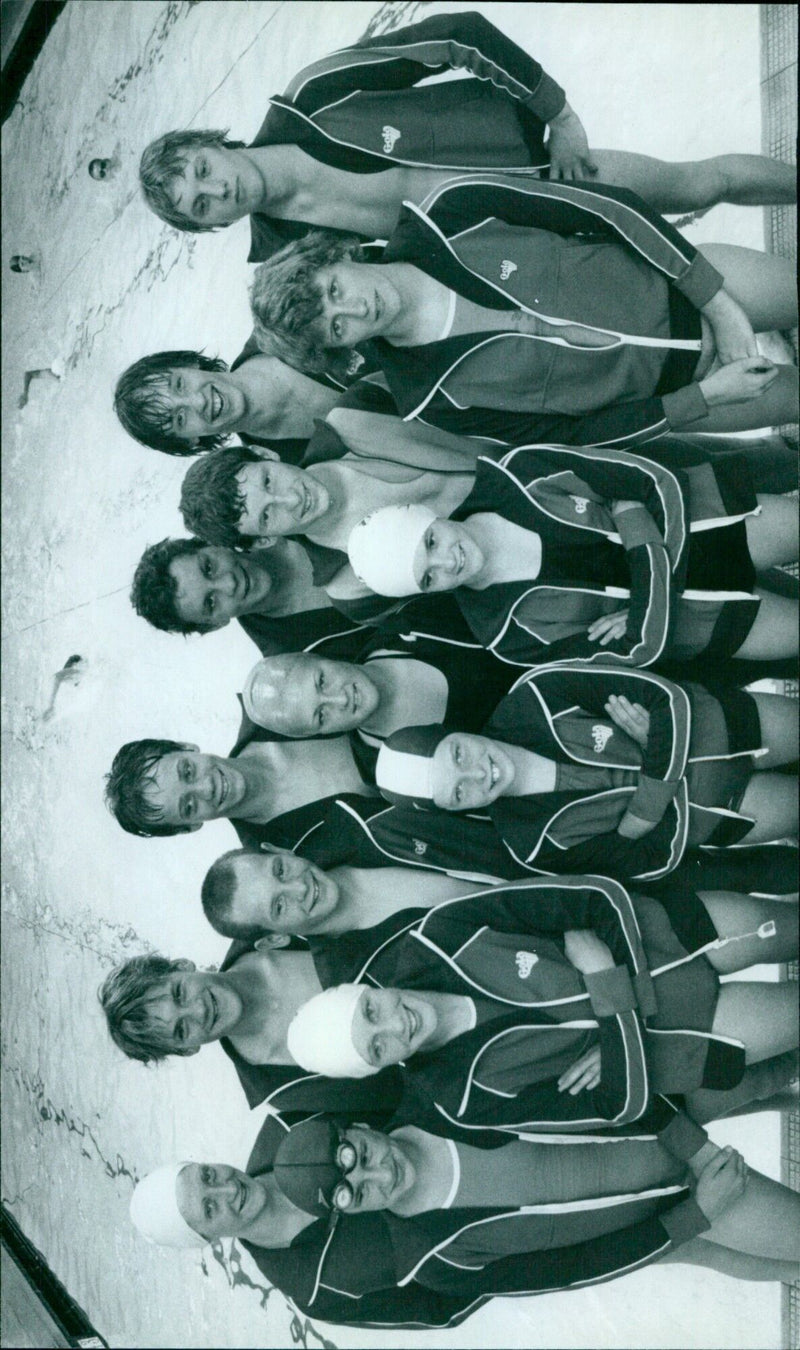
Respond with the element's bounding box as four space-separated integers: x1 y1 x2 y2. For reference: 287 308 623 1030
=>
684 1049 799 1124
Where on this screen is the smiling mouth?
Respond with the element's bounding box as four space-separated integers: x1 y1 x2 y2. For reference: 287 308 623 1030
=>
487 756 500 788
237 1176 246 1213
351 682 359 713
216 767 229 809
405 1003 419 1044
208 386 223 422
374 289 382 323
207 988 218 1033
234 177 240 206
306 872 320 911
299 482 311 519
238 562 251 601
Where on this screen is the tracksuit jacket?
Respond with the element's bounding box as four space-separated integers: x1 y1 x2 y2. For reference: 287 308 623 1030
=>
480 663 760 881
245 11 566 262
448 442 759 667
368 174 724 448
234 882 718 1329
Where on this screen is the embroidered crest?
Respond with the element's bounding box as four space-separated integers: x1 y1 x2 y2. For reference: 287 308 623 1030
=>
571 495 590 514
413 838 428 856
591 724 613 754
515 950 538 979
500 259 518 281
346 350 365 375
381 125 401 154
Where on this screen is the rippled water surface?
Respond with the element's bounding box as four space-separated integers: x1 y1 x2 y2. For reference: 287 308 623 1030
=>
1 3 781 1346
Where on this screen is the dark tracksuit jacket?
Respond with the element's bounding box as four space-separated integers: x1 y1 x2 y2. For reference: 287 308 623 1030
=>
369 175 722 448
217 875 722 1115
245 11 566 262
447 442 759 668
480 663 761 882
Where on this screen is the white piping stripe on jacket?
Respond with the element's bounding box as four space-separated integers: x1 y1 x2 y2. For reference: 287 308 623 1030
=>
396 1189 685 1287
335 798 506 883
498 442 687 563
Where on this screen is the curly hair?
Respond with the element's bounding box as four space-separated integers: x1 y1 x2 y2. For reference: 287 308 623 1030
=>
99 953 193 1062
105 738 192 837
131 536 213 636
179 445 263 548
250 229 363 376
139 129 246 232
114 350 229 455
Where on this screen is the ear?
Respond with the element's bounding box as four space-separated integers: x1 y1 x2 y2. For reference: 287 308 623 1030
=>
255 933 292 951
185 1045 201 1056
178 742 200 752
254 537 278 550
254 447 280 462
259 841 281 854
186 822 203 833
175 959 197 972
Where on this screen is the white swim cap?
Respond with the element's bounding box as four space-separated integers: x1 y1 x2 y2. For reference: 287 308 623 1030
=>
287 983 374 1077
348 505 436 597
130 1162 206 1248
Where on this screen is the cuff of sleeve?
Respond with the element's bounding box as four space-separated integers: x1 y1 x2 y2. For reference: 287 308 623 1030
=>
630 774 679 824
661 1197 711 1248
584 965 637 1016
614 505 663 550
662 383 709 429
658 1111 709 1161
676 254 725 308
527 73 566 124
633 969 657 1019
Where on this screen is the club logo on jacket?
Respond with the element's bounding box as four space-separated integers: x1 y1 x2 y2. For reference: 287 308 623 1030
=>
381 125 401 154
515 950 539 979
591 724 614 754
500 260 518 281
412 839 428 856
571 495 590 514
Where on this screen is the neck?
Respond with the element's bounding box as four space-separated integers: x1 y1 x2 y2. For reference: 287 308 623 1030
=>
421 991 475 1050
242 145 298 213
242 1170 315 1247
501 742 557 796
248 542 331 617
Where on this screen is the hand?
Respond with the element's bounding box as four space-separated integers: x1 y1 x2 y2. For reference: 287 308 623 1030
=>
702 289 758 366
564 929 615 975
699 356 779 407
694 1145 748 1222
546 103 599 182
616 810 657 839
605 695 650 747
588 610 629 645
558 1046 602 1095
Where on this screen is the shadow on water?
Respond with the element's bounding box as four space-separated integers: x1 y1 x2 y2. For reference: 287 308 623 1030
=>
2 1062 138 1186
203 1239 338 1349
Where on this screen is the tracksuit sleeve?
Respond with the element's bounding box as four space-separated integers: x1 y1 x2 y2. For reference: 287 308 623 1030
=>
497 443 688 572
476 876 655 1013
415 1202 710 1296
423 394 711 455
532 665 692 823
428 176 724 307
285 11 565 123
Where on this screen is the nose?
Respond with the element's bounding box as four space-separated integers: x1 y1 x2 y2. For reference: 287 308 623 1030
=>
321 685 349 710
211 1168 237 1197
206 177 229 200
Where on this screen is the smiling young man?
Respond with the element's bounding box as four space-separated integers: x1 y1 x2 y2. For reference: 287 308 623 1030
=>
129 536 366 658
114 348 355 460
138 11 795 265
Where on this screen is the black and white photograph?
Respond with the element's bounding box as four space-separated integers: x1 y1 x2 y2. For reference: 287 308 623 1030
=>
1 3 798 1347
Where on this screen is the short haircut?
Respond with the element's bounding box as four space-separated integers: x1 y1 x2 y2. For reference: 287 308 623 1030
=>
179 445 263 548
105 738 191 837
99 953 193 1062
139 129 245 232
250 229 362 375
114 350 228 455
201 848 267 942
131 536 213 636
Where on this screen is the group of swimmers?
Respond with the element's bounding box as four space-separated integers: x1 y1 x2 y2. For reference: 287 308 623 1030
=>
94 11 799 1333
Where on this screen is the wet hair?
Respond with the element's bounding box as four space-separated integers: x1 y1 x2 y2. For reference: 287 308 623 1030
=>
179 445 263 548
131 536 215 636
139 129 246 232
250 229 362 376
105 738 193 837
98 953 194 1062
114 350 229 455
201 848 268 942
